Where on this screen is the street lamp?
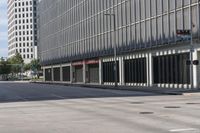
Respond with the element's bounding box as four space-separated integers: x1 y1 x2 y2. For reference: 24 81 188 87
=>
104 13 118 87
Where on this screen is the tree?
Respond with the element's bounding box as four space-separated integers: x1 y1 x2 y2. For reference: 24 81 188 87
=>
0 58 11 80
7 52 24 74
30 59 41 78
30 59 41 71
8 52 24 64
24 63 31 72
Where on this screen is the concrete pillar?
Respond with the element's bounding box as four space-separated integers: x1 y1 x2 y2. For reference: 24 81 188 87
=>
197 51 200 88
85 64 89 83
70 64 73 83
51 66 54 82
148 53 153 87
119 57 124 85
146 54 149 86
99 59 103 85
43 68 45 82
192 50 198 88
60 65 63 82
83 61 86 84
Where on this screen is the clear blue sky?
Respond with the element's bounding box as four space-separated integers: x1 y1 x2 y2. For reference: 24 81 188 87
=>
0 0 8 57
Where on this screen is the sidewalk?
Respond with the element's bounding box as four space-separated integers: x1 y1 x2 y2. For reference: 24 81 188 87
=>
0 81 30 83
32 81 200 95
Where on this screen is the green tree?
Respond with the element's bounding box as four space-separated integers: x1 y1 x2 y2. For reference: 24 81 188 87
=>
30 59 41 78
7 52 24 74
24 63 31 71
30 59 41 71
0 58 11 80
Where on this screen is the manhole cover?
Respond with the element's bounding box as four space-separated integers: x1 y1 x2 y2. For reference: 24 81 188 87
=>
139 112 154 114
130 102 144 104
186 103 200 105
164 106 181 109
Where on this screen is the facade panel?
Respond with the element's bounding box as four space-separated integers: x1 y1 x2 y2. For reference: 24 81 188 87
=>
38 0 200 65
39 0 200 89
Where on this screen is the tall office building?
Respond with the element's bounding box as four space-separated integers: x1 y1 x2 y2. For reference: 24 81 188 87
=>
7 0 38 64
39 0 200 89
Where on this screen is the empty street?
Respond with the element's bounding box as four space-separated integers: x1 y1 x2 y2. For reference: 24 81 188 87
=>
0 82 199 133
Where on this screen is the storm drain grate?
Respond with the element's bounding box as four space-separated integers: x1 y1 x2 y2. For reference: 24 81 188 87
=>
186 103 200 105
164 106 181 109
139 112 154 115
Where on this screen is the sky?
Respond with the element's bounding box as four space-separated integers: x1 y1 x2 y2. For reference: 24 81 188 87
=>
0 0 8 57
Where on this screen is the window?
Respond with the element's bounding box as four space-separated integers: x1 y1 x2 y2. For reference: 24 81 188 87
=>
153 53 190 84
103 61 119 83
124 58 147 83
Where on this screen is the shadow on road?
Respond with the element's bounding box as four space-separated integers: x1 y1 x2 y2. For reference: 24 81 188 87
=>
0 82 163 103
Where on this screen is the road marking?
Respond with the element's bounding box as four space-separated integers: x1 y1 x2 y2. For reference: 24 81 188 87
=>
169 128 198 132
51 94 65 99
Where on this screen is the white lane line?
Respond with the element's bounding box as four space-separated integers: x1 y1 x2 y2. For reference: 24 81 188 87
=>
51 94 65 99
169 128 198 132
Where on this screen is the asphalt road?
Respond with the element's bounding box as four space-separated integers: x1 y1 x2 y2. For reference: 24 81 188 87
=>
0 81 156 102
0 82 200 133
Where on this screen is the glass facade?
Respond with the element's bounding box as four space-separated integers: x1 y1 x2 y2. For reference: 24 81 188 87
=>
38 0 200 65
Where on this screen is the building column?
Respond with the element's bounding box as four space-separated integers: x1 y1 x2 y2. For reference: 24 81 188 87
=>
83 61 86 84
148 53 153 87
43 68 45 82
119 57 124 85
60 65 63 82
192 50 198 88
85 64 89 83
146 54 149 86
51 66 54 82
99 59 103 85
70 64 73 83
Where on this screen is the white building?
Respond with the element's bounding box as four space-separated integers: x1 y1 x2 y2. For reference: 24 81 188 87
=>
7 0 38 64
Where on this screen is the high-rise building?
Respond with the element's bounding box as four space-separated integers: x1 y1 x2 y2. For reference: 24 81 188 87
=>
38 0 200 89
7 0 38 64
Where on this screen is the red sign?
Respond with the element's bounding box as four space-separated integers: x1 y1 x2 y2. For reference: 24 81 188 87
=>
85 59 99 65
72 59 99 66
176 30 191 35
72 61 83 66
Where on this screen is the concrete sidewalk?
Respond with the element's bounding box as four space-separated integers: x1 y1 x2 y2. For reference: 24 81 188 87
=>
32 81 200 95
0 93 200 133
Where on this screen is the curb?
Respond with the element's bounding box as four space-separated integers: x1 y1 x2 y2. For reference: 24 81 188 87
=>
30 81 200 95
